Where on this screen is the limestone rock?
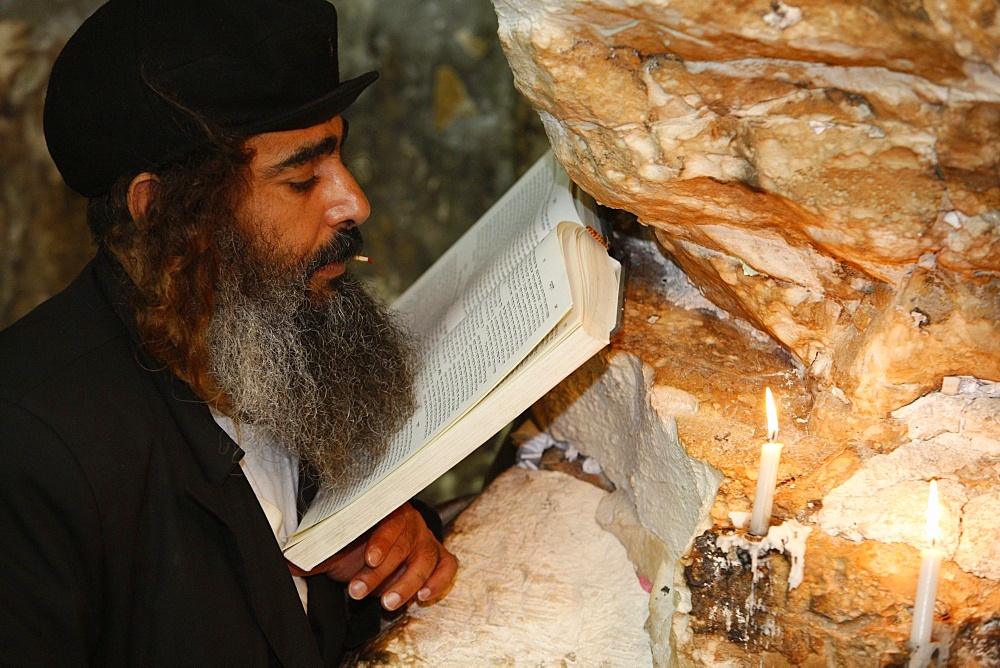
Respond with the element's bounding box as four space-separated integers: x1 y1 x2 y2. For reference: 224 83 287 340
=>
351 468 652 666
534 349 724 581
817 393 1000 580
493 0 1000 415
958 491 1000 581
491 3 1000 659
601 230 820 515
952 615 1000 667
530 225 1000 665
817 390 1000 579
523 332 725 661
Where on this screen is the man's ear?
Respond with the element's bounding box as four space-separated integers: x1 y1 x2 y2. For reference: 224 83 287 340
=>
127 172 159 222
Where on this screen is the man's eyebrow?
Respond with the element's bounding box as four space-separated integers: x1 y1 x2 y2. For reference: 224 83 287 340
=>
262 133 342 179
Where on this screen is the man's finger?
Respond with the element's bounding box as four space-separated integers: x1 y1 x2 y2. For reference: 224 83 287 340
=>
364 505 420 568
416 550 459 603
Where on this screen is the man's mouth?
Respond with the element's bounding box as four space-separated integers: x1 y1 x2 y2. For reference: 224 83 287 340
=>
314 260 347 280
306 226 365 279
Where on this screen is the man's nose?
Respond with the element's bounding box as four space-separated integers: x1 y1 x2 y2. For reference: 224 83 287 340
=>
321 163 370 228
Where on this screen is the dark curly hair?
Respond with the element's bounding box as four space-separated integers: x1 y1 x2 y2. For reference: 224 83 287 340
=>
88 134 253 409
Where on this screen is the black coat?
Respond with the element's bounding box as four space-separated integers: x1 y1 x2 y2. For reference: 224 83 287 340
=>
0 253 379 665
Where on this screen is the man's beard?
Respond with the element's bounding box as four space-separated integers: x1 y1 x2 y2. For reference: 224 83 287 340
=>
206 224 417 492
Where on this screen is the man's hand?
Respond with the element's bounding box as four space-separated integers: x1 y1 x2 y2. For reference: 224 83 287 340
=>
288 503 458 611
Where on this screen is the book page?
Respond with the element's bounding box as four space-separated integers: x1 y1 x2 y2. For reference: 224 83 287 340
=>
393 152 580 352
284 225 622 567
298 228 573 527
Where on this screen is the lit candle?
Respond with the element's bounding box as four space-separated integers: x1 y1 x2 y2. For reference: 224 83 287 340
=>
910 479 943 650
749 387 783 536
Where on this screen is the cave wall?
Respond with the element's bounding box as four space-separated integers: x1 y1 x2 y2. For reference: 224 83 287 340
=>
495 0 1000 418
493 0 1000 665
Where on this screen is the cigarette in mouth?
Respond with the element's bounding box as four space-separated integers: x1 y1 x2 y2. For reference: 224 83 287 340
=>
352 255 373 264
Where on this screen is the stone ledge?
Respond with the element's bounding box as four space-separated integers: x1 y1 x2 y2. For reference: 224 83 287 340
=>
350 467 652 666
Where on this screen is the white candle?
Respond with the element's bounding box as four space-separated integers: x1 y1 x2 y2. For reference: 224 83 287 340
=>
749 388 783 536
910 479 942 650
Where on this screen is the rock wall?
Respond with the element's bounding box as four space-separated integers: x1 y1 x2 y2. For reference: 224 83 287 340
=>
533 233 1000 666
495 0 1000 418
491 1 1000 665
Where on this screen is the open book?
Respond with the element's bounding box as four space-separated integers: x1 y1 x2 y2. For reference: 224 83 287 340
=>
283 152 623 570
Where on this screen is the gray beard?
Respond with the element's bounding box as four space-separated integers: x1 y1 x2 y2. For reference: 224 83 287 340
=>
206 228 417 492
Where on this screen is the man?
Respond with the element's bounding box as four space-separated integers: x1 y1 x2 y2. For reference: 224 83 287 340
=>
0 0 457 664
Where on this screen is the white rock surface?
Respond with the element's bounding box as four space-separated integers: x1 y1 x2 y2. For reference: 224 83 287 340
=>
955 488 1000 581
817 391 1000 579
358 468 653 666
539 351 723 664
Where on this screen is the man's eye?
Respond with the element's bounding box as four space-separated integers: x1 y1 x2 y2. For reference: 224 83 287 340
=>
289 176 318 193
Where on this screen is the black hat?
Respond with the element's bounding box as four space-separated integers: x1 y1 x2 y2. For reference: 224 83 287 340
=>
43 0 378 198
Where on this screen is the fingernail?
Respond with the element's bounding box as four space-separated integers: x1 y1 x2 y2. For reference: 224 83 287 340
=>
367 547 383 567
349 580 368 600
417 587 431 601
382 592 401 610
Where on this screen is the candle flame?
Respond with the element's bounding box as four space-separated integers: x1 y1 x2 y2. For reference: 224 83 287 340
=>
765 387 779 441
926 479 940 545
